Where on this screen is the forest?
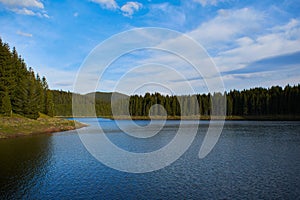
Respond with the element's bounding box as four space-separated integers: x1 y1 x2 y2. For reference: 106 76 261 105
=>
52 80 300 119
1 38 300 119
0 38 54 119
127 85 300 117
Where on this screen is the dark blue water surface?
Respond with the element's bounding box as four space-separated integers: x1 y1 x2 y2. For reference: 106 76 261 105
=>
0 119 300 199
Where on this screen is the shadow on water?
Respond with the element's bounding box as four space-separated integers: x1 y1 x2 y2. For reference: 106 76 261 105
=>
0 135 52 199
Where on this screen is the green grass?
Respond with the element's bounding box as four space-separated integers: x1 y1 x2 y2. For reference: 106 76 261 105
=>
0 113 87 139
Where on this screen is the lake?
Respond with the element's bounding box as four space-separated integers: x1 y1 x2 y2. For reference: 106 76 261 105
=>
0 118 300 199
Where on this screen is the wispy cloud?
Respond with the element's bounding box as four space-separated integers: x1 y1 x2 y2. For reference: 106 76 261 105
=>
121 1 142 17
90 0 143 17
212 18 300 72
188 8 264 51
1 0 49 18
11 7 49 18
16 30 33 37
12 7 35 15
143 3 185 29
106 9 300 93
36 66 78 91
0 0 44 9
1 0 299 93
225 51 300 74
192 0 226 7
222 65 300 91
99 63 202 95
90 0 118 10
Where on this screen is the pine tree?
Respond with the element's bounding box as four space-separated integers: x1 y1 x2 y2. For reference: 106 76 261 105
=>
2 90 12 117
36 74 45 113
45 90 54 117
21 69 40 119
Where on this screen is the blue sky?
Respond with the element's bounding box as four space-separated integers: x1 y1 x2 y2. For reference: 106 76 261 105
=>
0 0 300 94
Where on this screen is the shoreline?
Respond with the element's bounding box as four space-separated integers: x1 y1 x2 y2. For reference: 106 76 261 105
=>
57 115 300 121
0 116 87 139
1 115 299 140
111 115 300 121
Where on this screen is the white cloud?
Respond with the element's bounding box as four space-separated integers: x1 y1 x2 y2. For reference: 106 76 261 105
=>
36 66 78 91
1 0 49 18
193 0 223 7
99 64 202 95
213 18 300 72
88 28 222 94
107 9 300 93
90 0 142 17
12 7 35 15
11 7 49 18
188 8 264 50
42 13 49 18
0 0 44 9
16 30 33 37
185 9 300 90
146 3 185 28
90 0 143 18
176 8 300 73
90 0 118 10
222 65 300 91
121 1 142 17
272 18 299 31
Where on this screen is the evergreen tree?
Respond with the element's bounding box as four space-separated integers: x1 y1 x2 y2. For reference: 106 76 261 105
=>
22 70 40 119
2 90 12 117
46 90 54 117
36 74 45 113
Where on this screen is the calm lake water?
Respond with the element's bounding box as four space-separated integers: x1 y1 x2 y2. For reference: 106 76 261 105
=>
0 119 300 199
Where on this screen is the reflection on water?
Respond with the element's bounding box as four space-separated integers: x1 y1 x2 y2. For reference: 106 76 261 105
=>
0 135 52 199
0 119 300 199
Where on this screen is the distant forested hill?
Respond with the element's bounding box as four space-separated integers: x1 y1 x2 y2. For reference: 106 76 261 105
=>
85 92 128 103
1 38 299 119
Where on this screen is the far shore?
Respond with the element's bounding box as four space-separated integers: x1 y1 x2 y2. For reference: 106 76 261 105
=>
56 115 300 121
1 114 299 140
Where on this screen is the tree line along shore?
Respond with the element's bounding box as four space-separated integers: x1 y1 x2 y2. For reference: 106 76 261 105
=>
1 38 300 138
54 84 300 120
0 38 86 138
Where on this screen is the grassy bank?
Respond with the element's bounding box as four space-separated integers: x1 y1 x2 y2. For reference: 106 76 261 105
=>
0 113 87 139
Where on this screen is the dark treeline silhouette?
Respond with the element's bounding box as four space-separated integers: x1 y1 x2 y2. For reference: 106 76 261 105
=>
52 84 300 118
127 86 300 117
226 86 300 116
1 38 299 119
0 38 54 119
